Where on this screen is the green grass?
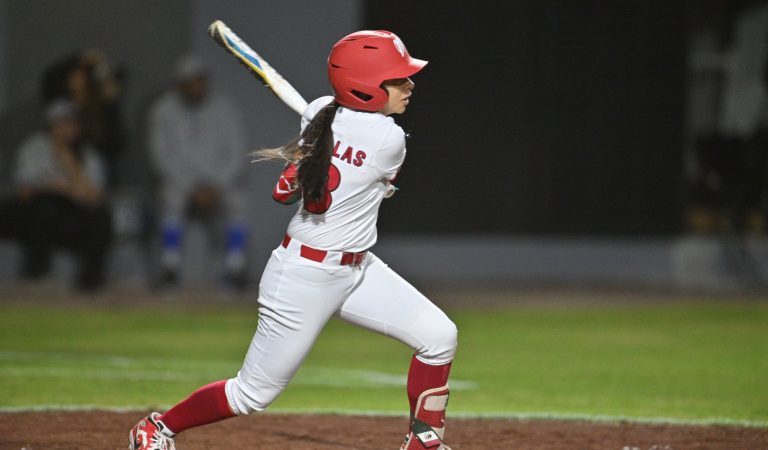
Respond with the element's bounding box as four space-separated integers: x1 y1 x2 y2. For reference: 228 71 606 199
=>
0 301 766 425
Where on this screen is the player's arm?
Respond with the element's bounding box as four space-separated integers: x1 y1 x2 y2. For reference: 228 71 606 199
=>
272 162 301 205
271 99 333 205
375 126 406 198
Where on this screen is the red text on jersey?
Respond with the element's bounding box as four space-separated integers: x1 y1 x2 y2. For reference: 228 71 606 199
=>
332 140 366 167
303 163 341 214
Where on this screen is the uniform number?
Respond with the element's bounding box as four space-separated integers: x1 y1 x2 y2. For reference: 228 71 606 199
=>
304 163 340 214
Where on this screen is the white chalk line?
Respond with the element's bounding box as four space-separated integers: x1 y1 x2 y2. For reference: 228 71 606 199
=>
0 405 764 428
0 366 478 389
4 351 764 428
0 350 478 390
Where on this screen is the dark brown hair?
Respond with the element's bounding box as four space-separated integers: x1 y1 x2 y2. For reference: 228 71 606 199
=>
254 101 340 204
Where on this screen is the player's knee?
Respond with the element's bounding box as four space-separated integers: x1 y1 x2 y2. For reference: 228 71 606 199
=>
419 318 458 365
225 375 280 415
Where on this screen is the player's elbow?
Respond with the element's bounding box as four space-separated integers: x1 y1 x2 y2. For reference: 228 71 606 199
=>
272 190 300 205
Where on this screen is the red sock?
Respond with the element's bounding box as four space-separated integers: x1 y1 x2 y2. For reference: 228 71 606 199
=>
407 355 452 417
159 380 236 435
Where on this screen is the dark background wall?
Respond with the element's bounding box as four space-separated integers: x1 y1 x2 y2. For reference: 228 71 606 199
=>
0 0 192 187
0 1 687 237
367 1 687 235
0 0 361 245
0 1 765 289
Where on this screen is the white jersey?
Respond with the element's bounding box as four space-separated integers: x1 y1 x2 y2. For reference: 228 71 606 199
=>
286 96 406 252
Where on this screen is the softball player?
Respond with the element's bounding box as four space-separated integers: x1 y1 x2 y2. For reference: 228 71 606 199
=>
130 30 457 450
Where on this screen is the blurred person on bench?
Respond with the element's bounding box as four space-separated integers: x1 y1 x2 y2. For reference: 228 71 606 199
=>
42 49 125 187
0 99 112 292
148 55 249 291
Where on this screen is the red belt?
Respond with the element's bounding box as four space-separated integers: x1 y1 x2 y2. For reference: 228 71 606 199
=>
281 234 367 267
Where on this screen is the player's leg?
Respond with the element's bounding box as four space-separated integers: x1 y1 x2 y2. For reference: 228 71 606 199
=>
338 253 457 449
138 247 357 441
225 250 362 414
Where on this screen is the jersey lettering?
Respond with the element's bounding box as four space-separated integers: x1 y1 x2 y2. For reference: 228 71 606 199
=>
340 146 353 163
332 140 366 168
353 150 366 167
303 163 341 214
287 97 405 249
327 163 341 191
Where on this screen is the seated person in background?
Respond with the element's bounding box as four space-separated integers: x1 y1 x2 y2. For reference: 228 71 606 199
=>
10 99 112 292
148 55 249 290
42 49 125 186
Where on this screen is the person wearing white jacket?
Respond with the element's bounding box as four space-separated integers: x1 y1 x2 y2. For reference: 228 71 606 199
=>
148 56 249 289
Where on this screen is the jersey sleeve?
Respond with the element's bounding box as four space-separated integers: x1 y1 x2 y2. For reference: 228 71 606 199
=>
272 162 301 205
375 124 407 181
301 96 335 134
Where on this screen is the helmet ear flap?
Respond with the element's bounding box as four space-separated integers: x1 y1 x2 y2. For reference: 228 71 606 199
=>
332 77 389 111
355 86 388 111
350 89 372 101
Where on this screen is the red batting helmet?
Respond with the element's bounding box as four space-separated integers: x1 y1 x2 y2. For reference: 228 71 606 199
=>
328 30 427 112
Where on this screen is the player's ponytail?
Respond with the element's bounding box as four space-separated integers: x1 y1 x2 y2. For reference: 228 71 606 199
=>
296 102 339 203
253 101 340 203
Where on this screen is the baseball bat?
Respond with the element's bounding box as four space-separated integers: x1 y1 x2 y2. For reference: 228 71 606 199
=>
208 20 308 116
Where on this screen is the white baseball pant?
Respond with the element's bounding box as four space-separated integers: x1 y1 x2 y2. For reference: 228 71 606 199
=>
224 239 458 415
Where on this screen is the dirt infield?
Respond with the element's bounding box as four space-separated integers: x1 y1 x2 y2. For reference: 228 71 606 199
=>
0 411 765 450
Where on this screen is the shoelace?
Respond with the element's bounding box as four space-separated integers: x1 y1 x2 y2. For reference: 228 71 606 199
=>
147 432 172 450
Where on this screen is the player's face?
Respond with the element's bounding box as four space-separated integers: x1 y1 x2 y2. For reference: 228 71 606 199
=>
379 77 415 115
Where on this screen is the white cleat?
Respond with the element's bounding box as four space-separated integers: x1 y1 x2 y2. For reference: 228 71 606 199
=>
128 412 176 450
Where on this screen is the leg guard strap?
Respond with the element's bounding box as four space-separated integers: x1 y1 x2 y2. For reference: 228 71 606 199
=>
405 384 449 449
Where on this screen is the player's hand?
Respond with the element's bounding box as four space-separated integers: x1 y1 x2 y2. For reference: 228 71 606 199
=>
383 181 398 198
